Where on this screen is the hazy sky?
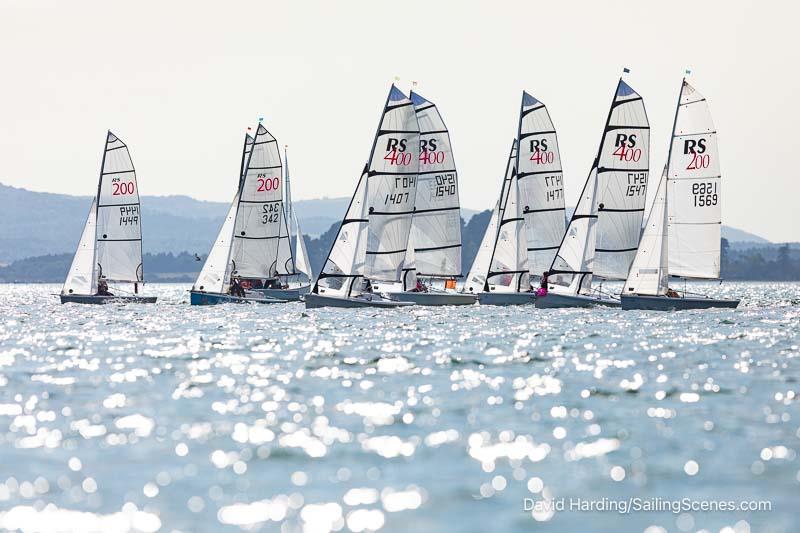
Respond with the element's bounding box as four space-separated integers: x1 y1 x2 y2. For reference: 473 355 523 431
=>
1 0 797 241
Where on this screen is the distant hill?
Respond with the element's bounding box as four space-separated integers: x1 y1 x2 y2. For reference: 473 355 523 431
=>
0 183 479 263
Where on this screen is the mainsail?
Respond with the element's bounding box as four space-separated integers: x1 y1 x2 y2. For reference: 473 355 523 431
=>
230 123 285 279
62 198 98 295
95 131 144 283
548 79 650 294
407 91 461 277
364 86 420 282
240 133 254 184
667 80 721 279
515 92 566 278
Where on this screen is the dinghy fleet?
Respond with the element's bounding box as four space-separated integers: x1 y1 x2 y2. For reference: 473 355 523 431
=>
60 72 739 311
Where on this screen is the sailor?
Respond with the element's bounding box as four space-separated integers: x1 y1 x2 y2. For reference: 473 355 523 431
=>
229 277 246 298
536 272 549 297
97 277 113 296
666 287 680 298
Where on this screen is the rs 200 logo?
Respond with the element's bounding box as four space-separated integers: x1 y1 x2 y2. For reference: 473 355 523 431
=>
684 138 710 170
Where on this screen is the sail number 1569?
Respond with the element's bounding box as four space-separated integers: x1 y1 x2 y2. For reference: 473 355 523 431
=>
692 182 718 207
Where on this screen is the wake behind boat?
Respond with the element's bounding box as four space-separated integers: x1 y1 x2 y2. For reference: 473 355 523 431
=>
308 85 421 309
61 132 156 304
621 78 739 311
537 75 650 309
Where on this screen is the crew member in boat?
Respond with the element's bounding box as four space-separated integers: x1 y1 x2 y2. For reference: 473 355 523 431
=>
96 277 113 296
666 287 680 298
409 279 427 293
537 272 549 297
265 278 281 290
229 277 246 298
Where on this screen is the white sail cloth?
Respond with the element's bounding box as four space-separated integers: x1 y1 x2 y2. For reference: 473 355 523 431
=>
231 124 284 279
365 86 420 282
193 193 240 294
593 80 651 279
623 167 669 295
515 92 566 277
464 141 518 293
315 171 370 297
667 80 721 279
548 79 650 295
62 198 98 295
407 91 461 277
95 132 144 283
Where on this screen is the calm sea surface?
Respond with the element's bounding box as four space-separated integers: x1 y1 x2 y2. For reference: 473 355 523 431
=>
0 283 798 533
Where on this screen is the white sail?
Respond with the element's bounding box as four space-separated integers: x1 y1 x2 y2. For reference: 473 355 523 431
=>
230 123 284 279
623 167 669 296
401 236 418 291
593 80 651 279
548 167 600 295
294 216 312 280
464 140 517 293
193 193 240 294
62 198 98 296
364 86 420 282
667 80 721 279
488 145 529 292
548 78 649 295
515 92 566 277
95 131 144 283
407 91 461 277
314 171 370 297
276 208 295 275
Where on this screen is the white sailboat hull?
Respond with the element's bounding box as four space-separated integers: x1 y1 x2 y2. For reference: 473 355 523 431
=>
386 291 477 306
535 292 620 309
621 294 739 311
60 294 157 305
477 291 536 306
250 285 311 301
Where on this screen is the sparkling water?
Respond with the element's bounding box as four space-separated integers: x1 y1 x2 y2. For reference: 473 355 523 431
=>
0 283 797 532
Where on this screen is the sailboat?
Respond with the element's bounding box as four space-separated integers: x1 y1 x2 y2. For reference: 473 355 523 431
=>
377 91 476 306
61 132 157 304
466 91 567 305
464 140 536 305
249 146 313 300
621 78 739 310
189 125 290 305
305 85 419 309
536 77 650 309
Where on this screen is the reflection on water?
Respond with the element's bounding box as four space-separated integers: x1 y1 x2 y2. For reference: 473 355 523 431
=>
0 283 797 532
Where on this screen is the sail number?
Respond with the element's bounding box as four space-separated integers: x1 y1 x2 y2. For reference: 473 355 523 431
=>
435 173 456 197
257 174 279 192
384 177 415 205
530 151 554 164
612 145 642 162
692 182 718 207
626 172 647 196
261 202 281 223
686 153 711 170
544 175 563 202
112 181 135 195
118 205 139 226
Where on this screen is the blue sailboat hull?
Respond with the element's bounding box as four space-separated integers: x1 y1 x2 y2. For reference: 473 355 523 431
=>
477 291 537 306
189 291 286 306
60 294 157 305
534 292 620 309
